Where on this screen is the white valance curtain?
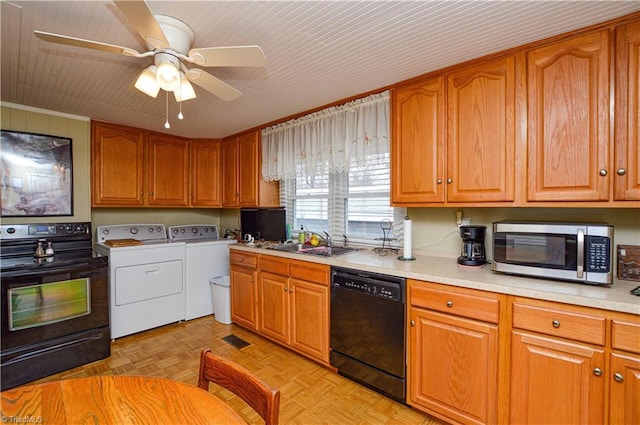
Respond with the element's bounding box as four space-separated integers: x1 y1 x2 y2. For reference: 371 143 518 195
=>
261 90 390 181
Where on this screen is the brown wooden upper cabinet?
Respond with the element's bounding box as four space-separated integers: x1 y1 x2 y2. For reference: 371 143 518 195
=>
391 55 516 205
392 76 446 204
527 30 611 202
190 139 222 207
615 20 640 201
221 130 279 208
92 121 146 206
447 56 516 203
92 121 219 207
147 133 190 206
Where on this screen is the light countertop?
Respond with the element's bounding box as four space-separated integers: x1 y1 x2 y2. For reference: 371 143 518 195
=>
230 244 640 315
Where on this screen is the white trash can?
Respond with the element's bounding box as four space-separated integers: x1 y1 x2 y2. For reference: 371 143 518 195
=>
210 276 232 324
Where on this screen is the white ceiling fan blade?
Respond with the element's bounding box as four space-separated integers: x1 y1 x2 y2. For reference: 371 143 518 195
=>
187 46 266 67
34 31 141 56
113 0 169 49
186 69 242 102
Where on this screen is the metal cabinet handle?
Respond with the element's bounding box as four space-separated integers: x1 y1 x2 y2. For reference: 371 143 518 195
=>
446 178 452 184
593 368 602 377
446 301 453 308
599 169 607 176
614 373 624 382
617 168 627 176
552 320 561 328
289 287 293 293
140 191 144 195
284 287 288 292
410 320 416 326
149 192 154 195
437 179 443 184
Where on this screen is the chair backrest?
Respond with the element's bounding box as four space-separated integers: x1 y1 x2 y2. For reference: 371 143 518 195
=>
198 348 281 425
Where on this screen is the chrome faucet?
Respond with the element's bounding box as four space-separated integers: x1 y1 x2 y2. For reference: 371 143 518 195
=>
307 231 332 247
323 231 332 248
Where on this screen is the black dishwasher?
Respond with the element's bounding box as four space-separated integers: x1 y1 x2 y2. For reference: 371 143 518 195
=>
330 266 406 403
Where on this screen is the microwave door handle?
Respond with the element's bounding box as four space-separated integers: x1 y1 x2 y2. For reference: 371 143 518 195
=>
577 229 584 279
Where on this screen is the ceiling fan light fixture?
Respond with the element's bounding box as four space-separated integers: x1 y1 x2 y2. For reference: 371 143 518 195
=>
174 77 196 102
134 65 160 98
156 60 181 92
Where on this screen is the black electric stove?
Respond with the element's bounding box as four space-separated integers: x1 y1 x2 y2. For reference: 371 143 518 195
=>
0 222 110 390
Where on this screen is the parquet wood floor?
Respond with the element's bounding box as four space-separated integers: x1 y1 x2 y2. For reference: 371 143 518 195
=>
30 317 445 425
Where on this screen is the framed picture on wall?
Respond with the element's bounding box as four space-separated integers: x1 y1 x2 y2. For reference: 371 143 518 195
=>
1 130 73 217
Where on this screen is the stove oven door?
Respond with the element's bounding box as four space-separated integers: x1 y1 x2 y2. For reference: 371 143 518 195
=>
1 260 110 390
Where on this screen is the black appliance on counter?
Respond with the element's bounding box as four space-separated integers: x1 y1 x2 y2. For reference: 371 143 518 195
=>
457 225 487 267
330 267 406 403
241 208 287 241
0 222 110 390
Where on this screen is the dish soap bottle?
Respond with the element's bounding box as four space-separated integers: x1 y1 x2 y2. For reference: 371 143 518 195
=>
298 225 306 244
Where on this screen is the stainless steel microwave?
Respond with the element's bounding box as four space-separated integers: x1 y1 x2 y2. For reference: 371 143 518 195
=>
492 221 614 285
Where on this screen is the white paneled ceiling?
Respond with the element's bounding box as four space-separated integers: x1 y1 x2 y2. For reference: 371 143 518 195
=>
2 1 640 138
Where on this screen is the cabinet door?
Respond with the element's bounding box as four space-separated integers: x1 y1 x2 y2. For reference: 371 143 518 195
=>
409 308 498 425
259 271 290 344
510 331 605 424
609 353 640 425
391 77 446 204
290 278 329 363
238 131 259 207
614 20 640 201
230 265 258 330
447 56 516 203
221 136 239 206
527 30 610 201
147 133 189 206
190 139 221 207
91 122 145 206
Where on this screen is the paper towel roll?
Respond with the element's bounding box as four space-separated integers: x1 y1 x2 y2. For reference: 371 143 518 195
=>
403 217 412 259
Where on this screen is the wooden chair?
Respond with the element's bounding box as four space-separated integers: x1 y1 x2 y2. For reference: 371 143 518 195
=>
198 348 281 425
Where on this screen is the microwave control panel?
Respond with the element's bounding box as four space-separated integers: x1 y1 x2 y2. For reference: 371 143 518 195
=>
586 236 611 273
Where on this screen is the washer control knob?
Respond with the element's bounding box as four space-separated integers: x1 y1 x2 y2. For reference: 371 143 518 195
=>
130 227 139 235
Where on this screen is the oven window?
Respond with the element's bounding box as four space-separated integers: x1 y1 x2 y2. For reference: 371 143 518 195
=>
505 234 568 266
8 278 91 331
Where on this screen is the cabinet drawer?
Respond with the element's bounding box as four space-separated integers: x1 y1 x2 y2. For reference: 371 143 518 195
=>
612 319 640 354
410 281 499 323
259 256 289 275
230 251 257 268
290 260 329 285
512 303 605 345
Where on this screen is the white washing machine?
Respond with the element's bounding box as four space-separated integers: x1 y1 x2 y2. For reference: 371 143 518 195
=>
95 224 186 339
167 225 237 320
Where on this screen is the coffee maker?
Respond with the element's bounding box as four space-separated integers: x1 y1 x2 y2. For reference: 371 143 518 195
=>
457 225 487 267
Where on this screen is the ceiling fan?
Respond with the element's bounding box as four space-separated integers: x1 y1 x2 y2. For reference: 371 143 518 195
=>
33 0 266 103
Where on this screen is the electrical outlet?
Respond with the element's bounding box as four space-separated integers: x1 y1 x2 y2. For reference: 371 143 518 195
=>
456 211 463 226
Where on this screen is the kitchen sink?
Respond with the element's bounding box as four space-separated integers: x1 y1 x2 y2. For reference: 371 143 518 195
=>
267 243 359 257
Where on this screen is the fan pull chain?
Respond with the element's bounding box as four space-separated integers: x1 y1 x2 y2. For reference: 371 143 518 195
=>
178 73 184 120
164 91 171 129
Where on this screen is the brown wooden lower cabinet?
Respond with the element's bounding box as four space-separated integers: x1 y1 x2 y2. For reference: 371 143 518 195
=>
235 253 330 365
408 280 501 425
510 298 640 425
230 252 258 331
510 330 606 424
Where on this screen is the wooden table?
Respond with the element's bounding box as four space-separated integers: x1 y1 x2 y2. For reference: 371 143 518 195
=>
0 375 248 424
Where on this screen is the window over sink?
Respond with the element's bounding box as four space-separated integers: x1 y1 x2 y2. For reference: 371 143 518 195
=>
280 152 405 245
262 90 405 245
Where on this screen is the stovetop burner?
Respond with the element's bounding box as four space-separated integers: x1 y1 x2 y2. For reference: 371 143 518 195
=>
0 222 105 275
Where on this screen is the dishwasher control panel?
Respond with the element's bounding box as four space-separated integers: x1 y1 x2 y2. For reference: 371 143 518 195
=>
331 267 405 302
